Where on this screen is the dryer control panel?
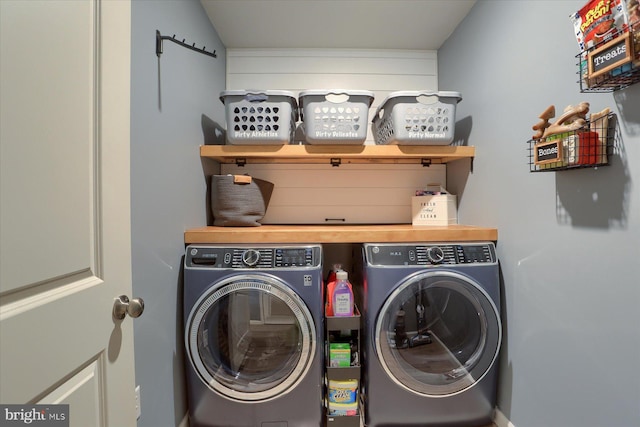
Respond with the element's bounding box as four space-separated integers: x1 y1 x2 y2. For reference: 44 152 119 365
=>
186 245 322 269
365 242 496 266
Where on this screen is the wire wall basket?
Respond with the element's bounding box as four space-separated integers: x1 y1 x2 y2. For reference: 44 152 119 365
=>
527 113 617 172
577 22 640 93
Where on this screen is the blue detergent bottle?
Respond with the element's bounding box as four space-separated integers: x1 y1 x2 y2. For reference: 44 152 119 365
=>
332 271 354 317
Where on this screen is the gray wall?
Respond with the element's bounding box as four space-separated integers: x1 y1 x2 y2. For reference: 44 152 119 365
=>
130 1 225 426
439 1 640 427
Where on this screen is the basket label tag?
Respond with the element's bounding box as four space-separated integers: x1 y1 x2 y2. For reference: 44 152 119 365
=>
233 131 279 138
409 132 447 139
233 175 252 184
314 130 359 138
587 30 633 79
534 139 563 164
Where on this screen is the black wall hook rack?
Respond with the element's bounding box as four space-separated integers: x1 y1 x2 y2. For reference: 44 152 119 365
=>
156 30 217 59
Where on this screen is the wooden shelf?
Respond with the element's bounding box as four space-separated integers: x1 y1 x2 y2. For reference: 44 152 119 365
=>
192 145 487 244
200 144 474 165
184 224 497 244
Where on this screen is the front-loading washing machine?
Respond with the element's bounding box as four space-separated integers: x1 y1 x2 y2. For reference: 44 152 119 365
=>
183 244 324 427
360 242 501 427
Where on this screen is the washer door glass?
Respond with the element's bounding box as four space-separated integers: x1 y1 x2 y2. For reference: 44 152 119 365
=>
375 270 501 397
186 274 316 401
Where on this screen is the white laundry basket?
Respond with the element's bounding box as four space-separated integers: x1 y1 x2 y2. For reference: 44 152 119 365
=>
372 91 462 145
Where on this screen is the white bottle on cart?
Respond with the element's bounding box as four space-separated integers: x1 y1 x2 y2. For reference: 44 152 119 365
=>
332 271 354 317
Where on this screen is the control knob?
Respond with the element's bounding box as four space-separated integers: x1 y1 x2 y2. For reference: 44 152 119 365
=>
242 249 260 267
426 246 445 264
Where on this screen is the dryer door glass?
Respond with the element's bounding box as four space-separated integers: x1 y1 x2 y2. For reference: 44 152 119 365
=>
375 271 501 396
186 275 316 401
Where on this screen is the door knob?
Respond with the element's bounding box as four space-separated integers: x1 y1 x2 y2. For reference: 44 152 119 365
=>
113 295 145 320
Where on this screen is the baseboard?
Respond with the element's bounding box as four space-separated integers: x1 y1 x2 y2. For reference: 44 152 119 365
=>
494 408 516 427
178 409 506 427
178 409 504 427
178 413 189 427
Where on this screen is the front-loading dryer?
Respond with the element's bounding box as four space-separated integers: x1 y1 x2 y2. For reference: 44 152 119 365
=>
183 244 324 427
360 242 501 427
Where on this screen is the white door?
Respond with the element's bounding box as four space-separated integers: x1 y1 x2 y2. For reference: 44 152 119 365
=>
0 1 137 426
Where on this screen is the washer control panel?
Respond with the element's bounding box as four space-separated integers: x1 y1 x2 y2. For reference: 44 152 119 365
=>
186 245 321 269
365 242 496 266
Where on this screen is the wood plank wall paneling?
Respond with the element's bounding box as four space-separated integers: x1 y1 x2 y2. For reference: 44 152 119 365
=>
221 163 446 224
223 48 441 224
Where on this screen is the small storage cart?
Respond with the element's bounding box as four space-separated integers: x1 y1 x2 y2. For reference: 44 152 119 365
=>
325 307 362 427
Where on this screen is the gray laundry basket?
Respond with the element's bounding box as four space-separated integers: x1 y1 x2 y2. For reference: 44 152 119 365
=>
372 91 462 145
298 90 374 144
220 90 298 145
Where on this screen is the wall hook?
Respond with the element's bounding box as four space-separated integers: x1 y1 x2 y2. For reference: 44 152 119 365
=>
156 30 217 59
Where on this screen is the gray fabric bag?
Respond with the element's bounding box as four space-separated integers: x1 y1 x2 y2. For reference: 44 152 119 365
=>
211 174 274 226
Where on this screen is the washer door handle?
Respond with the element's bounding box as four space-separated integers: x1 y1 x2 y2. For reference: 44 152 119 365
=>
113 295 145 320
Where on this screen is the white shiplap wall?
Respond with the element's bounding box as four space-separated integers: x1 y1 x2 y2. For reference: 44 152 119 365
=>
221 163 446 224
226 49 437 89
223 48 444 224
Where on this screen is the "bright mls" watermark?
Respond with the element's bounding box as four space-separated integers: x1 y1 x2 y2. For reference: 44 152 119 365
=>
0 405 68 427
